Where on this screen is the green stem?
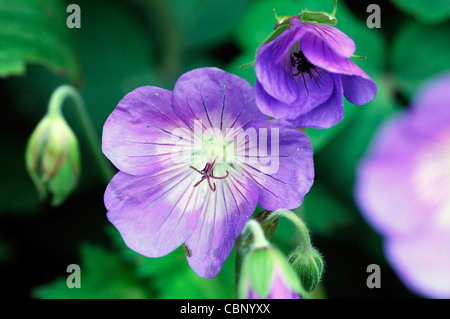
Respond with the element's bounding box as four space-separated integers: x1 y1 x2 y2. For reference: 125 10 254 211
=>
245 219 270 249
267 209 312 254
234 234 246 296
47 85 115 183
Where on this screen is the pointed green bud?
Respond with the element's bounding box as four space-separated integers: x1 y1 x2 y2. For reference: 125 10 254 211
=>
238 245 306 299
288 246 324 293
25 113 81 206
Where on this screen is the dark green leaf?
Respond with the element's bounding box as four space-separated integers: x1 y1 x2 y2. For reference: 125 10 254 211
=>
0 0 79 80
33 244 152 299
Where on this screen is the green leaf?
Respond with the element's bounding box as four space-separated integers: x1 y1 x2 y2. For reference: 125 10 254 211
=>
159 250 235 299
392 21 450 98
33 244 152 299
108 226 235 299
391 0 450 24
0 0 79 80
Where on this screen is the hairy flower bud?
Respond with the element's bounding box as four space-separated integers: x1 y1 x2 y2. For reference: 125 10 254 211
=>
288 246 324 293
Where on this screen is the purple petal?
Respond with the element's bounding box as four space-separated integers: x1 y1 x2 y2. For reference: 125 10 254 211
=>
341 74 377 105
291 73 344 129
356 155 429 237
102 86 191 175
172 67 265 132
355 115 434 237
254 69 334 121
246 264 302 299
185 172 259 278
354 73 450 299
386 226 450 298
303 22 356 58
255 23 306 104
266 267 302 299
300 33 376 105
255 79 307 120
105 168 203 258
242 119 314 211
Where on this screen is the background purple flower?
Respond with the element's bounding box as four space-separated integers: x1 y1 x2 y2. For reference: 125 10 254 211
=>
102 67 314 278
355 73 450 298
255 18 377 129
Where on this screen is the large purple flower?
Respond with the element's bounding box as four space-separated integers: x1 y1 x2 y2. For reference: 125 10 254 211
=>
255 18 377 129
102 67 314 278
355 73 450 298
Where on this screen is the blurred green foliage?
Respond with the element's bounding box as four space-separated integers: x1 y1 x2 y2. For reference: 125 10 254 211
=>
391 0 450 24
1 0 448 299
0 0 79 80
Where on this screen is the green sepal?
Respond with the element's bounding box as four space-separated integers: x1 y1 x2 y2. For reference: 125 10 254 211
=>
242 248 275 299
25 114 81 206
238 246 306 299
288 246 325 293
300 10 338 25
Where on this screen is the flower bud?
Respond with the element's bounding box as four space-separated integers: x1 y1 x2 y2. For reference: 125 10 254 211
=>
288 246 324 293
26 114 80 206
238 245 305 299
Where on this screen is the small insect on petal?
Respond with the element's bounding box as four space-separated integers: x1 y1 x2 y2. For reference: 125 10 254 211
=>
183 243 192 257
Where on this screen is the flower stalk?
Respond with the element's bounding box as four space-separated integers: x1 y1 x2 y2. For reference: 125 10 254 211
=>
266 209 312 254
47 85 115 183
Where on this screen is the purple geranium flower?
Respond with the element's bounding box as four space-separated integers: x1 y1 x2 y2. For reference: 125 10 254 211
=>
102 67 314 278
355 73 450 298
255 18 377 128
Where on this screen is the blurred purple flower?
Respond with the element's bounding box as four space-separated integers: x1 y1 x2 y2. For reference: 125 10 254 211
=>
102 67 314 278
255 18 377 129
356 73 450 298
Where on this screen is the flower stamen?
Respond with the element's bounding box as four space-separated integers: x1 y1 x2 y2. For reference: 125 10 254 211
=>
290 50 316 78
190 160 229 192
